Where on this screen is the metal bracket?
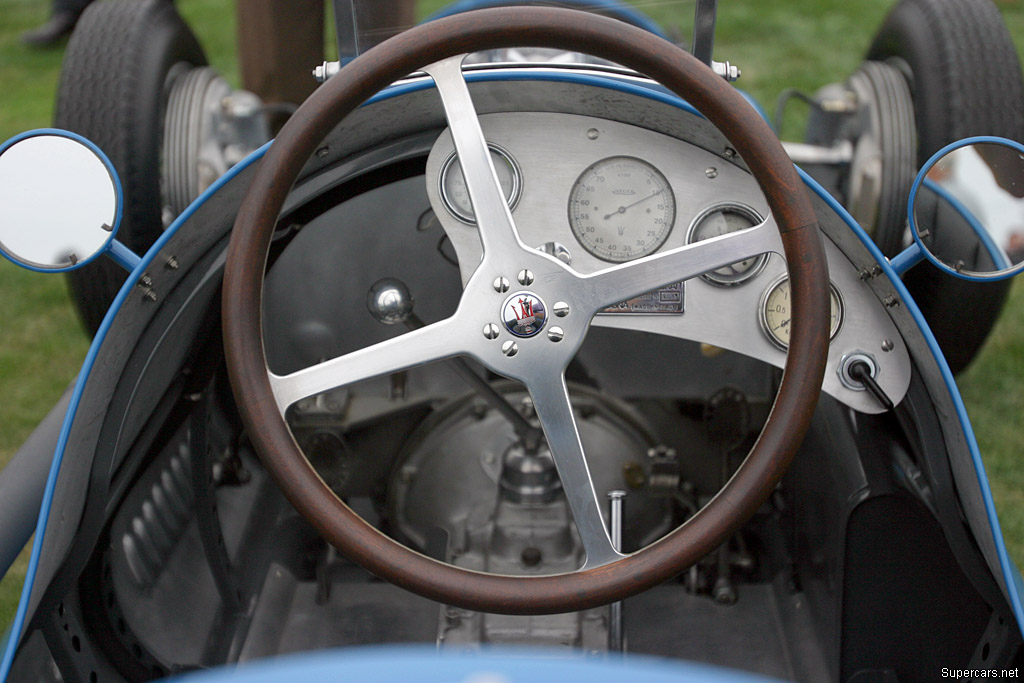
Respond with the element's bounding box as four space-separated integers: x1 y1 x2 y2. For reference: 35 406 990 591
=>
691 0 717 66
332 0 359 63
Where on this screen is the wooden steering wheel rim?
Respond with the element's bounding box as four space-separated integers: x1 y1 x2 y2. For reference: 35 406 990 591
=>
223 6 830 615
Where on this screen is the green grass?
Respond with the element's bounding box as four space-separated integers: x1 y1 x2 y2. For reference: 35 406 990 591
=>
1 0 1023 637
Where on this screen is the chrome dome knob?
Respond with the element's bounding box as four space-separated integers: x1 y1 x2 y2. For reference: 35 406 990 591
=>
367 277 414 325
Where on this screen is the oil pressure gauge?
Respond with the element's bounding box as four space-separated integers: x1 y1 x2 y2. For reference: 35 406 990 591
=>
567 156 676 262
759 274 844 349
439 143 521 224
686 203 768 286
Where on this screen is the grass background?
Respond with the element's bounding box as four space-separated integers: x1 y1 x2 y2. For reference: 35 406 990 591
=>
0 0 1022 634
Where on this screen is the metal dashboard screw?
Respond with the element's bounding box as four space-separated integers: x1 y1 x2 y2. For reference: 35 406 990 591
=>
553 301 569 317
493 276 511 293
501 340 519 357
483 323 500 340
517 269 535 286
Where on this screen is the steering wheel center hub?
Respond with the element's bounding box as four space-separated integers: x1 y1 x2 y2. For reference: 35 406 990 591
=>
501 291 548 338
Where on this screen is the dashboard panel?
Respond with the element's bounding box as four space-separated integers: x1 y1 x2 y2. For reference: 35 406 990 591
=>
425 112 911 414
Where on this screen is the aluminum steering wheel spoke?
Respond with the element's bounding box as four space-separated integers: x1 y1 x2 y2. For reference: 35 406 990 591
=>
527 372 625 569
579 217 778 311
269 317 464 413
424 55 526 260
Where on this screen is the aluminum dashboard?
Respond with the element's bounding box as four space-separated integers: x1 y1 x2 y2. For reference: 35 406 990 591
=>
425 111 911 414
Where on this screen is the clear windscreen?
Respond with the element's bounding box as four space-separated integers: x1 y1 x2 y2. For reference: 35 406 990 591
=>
335 0 701 61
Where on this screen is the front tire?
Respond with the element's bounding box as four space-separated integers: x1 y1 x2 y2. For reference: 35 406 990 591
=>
54 0 207 335
867 0 1024 373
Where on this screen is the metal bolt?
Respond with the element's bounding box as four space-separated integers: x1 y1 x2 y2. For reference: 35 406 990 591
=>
587 128 600 140
493 276 510 293
517 269 535 286
881 339 895 352
883 295 900 308
705 167 719 179
723 147 737 159
313 61 340 83
547 326 564 343
521 547 543 567
483 323 500 340
315 146 330 159
540 241 572 264
501 340 519 357
553 301 569 317
165 256 180 270
712 60 741 81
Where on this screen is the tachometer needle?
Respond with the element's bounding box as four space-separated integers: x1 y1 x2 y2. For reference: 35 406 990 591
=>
603 188 665 220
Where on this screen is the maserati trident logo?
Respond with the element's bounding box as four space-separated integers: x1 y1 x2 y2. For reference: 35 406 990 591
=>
501 291 547 338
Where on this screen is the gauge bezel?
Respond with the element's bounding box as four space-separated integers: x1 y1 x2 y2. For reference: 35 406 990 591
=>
566 155 676 263
685 202 769 286
438 142 522 224
758 274 845 350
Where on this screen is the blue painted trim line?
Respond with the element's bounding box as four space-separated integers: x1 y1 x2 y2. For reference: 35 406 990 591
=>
423 0 669 39
908 136 1024 281
0 129 124 274
370 69 703 117
0 137 272 682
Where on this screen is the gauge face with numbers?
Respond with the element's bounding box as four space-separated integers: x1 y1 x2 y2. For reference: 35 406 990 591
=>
686 203 768 286
567 156 676 263
760 275 844 349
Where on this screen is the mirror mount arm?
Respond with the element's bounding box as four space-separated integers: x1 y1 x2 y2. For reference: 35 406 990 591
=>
889 242 926 277
106 239 141 273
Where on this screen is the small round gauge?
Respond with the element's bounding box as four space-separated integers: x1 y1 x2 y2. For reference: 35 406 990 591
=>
759 275 844 350
439 143 521 224
567 156 676 263
686 203 768 286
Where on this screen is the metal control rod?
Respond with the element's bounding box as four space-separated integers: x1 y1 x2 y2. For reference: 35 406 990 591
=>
608 490 626 653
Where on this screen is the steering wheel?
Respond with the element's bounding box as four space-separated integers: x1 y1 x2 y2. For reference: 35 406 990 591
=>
223 7 829 615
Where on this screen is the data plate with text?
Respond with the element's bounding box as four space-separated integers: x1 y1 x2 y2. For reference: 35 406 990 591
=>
599 282 684 314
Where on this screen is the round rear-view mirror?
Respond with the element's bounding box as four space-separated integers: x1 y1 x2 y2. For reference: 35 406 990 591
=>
908 136 1024 281
0 129 122 272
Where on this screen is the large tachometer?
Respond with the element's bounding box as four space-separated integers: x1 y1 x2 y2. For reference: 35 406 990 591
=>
567 156 676 262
